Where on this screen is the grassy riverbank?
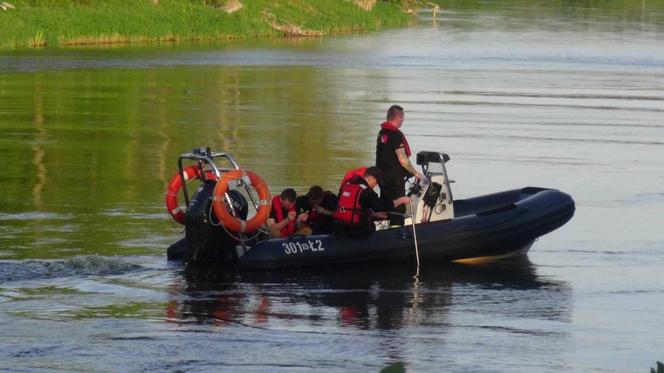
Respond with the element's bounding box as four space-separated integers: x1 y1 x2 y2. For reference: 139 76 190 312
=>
0 0 415 50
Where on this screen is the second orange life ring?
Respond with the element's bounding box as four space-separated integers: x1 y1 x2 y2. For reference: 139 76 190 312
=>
165 165 218 224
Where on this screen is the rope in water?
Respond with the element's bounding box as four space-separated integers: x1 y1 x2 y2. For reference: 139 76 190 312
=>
410 199 421 279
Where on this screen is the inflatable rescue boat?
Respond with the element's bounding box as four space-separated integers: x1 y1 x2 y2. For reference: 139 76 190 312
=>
165 148 575 269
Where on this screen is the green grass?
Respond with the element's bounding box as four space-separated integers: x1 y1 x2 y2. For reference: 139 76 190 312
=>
0 0 415 49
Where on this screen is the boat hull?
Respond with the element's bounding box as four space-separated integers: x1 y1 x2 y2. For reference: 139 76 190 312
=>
238 187 575 270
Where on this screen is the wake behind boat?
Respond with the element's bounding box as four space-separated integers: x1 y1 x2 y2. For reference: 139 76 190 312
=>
166 148 575 269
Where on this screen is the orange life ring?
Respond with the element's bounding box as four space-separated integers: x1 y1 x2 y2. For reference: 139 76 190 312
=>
212 170 271 233
165 165 218 224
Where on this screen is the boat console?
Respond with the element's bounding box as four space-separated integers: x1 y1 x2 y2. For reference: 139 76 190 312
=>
406 151 455 225
416 151 450 165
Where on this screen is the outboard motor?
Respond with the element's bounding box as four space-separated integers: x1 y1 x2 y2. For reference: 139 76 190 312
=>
183 183 247 266
165 147 266 266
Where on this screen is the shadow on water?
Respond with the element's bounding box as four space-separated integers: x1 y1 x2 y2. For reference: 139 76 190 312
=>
167 258 572 332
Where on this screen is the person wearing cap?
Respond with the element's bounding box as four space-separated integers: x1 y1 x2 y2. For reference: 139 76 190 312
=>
333 166 411 236
376 105 425 226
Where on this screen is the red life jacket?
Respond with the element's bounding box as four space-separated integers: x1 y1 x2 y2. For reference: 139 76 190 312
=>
338 166 367 195
271 196 296 237
333 178 368 225
380 121 411 157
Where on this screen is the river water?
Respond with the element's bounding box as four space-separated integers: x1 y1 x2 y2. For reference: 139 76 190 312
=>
1 1 663 372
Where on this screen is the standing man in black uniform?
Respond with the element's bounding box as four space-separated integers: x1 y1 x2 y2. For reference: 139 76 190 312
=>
375 105 425 226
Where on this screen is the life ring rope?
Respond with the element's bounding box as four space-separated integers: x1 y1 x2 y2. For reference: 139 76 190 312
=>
207 199 266 243
220 171 271 208
211 169 271 234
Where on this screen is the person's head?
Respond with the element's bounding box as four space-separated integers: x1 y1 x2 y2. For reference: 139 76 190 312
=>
363 166 383 188
307 185 325 207
386 105 405 128
280 188 297 209
295 195 312 214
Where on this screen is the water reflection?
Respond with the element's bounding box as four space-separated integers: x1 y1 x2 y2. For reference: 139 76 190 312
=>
169 258 572 332
0 65 381 259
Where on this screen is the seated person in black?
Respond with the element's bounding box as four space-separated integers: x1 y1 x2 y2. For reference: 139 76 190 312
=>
291 186 337 235
294 195 313 236
333 167 411 237
306 185 337 234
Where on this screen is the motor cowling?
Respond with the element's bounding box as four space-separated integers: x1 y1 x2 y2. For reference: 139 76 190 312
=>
183 181 247 266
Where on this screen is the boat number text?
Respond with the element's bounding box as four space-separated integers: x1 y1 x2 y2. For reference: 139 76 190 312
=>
283 240 324 255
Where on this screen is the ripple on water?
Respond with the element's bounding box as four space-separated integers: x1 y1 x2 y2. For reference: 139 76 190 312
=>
99 209 168 220
616 192 664 205
0 212 74 221
0 255 142 283
11 346 59 358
